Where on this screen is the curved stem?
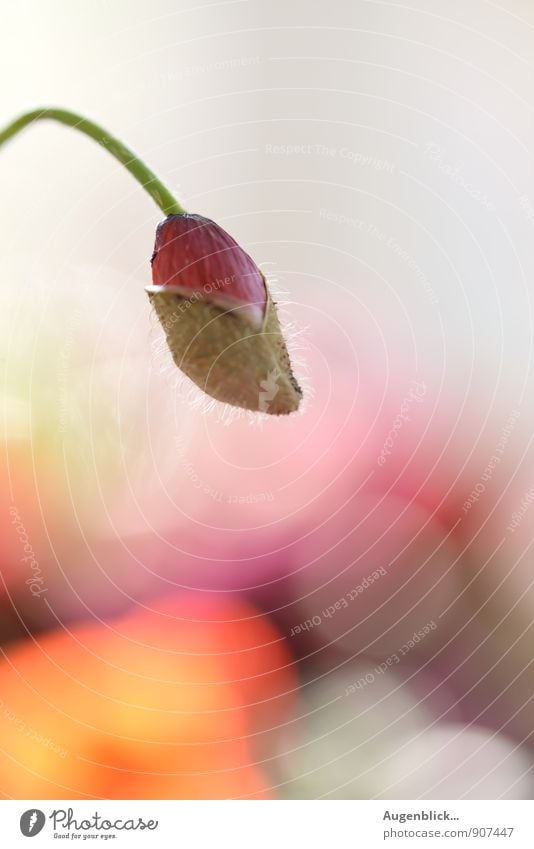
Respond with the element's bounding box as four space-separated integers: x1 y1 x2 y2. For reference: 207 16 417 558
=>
0 107 185 216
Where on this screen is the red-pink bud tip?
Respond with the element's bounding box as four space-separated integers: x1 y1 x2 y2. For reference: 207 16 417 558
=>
148 213 267 329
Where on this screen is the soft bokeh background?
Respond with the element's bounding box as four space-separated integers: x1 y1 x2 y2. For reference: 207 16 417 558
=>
1 0 534 798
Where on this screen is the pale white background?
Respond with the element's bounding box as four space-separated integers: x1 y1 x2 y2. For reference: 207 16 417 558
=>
2 0 534 441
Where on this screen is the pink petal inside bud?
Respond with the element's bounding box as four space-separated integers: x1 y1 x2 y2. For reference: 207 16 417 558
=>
149 214 267 329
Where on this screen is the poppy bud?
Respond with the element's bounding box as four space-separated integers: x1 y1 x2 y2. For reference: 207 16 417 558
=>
146 214 302 414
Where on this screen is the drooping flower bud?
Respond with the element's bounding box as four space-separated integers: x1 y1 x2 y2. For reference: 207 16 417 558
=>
146 214 302 414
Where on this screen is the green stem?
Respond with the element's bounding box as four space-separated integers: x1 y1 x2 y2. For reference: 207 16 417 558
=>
0 107 185 216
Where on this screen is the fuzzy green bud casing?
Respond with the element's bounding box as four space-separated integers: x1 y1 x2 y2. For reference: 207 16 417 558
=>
147 214 302 414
